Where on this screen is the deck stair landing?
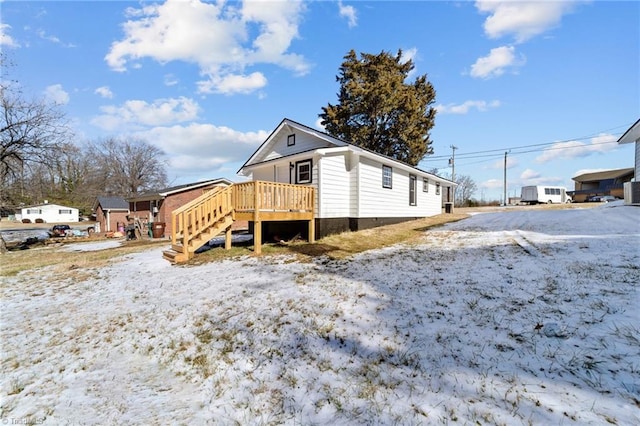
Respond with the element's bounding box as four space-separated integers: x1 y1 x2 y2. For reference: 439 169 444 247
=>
162 181 315 264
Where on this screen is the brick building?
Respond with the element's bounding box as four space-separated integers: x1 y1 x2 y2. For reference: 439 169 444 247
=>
127 178 234 237
93 196 129 233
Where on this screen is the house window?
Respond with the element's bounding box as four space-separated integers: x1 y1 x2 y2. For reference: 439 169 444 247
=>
287 134 296 146
59 209 72 214
423 178 429 192
296 159 312 184
27 209 42 214
409 175 417 206
382 165 392 188
436 183 441 195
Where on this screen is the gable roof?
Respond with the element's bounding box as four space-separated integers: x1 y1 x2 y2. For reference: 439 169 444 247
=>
127 178 233 202
572 167 634 182
239 118 347 171
617 118 640 144
94 196 129 211
239 118 456 185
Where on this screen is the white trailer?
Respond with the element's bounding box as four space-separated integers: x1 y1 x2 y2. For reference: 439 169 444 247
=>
520 186 572 204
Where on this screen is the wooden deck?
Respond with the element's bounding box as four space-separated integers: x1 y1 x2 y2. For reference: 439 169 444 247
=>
162 181 315 263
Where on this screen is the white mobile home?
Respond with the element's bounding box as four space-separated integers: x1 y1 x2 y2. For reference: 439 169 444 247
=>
19 203 79 223
238 118 456 238
520 186 571 205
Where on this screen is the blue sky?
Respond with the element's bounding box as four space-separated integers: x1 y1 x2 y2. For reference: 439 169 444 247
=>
2 0 638 201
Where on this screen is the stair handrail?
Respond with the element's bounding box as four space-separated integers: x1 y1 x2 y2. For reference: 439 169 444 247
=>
171 185 234 249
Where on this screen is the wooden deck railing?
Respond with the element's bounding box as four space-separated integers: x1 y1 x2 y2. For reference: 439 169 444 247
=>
171 185 234 250
233 181 315 213
167 181 315 261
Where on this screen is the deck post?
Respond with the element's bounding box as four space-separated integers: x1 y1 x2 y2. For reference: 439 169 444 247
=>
308 219 315 243
254 181 262 255
225 225 232 250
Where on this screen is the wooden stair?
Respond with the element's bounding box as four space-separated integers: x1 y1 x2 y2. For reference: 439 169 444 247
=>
162 186 235 264
162 181 316 264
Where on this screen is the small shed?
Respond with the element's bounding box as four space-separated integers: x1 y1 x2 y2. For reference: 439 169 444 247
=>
19 203 79 223
93 196 130 232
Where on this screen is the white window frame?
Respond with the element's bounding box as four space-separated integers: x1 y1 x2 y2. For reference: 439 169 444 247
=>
296 159 312 184
409 175 417 206
423 178 429 192
382 165 392 189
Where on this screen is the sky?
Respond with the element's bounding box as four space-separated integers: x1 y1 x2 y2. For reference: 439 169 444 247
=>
1 0 638 201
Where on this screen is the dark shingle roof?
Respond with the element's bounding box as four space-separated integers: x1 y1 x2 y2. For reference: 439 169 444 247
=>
96 196 129 211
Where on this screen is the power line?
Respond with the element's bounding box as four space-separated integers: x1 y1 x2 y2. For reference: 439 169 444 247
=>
424 122 632 161
423 138 621 162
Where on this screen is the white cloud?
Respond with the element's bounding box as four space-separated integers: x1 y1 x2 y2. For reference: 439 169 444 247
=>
95 86 114 99
91 97 200 131
164 74 179 87
488 156 518 170
436 100 501 114
338 1 357 28
133 123 269 176
36 28 75 48
480 179 503 189
105 0 309 95
520 169 541 180
470 45 525 79
43 84 69 105
197 72 267 95
0 24 20 48
535 134 619 163
476 1 580 43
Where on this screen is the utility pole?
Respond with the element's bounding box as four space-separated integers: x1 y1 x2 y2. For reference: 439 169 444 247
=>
450 145 457 205
503 151 508 206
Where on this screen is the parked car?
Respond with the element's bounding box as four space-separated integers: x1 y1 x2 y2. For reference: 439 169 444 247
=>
600 196 618 203
49 224 71 237
586 195 602 202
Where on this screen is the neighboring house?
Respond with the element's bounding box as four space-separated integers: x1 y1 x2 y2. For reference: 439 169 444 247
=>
19 202 79 223
238 118 456 238
570 168 634 202
93 196 129 233
617 118 640 205
127 178 234 236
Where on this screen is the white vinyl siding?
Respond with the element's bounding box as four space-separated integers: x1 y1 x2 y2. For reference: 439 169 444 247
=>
21 204 79 223
635 141 640 180
357 157 442 218
264 131 333 162
318 154 351 218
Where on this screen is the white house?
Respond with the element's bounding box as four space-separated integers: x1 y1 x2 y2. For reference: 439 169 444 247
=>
19 203 79 223
238 118 456 238
617 118 639 205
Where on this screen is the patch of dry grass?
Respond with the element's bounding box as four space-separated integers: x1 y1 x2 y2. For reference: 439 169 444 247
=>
189 213 469 265
0 239 168 277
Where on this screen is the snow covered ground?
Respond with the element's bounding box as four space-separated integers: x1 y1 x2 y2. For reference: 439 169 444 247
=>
1 204 639 425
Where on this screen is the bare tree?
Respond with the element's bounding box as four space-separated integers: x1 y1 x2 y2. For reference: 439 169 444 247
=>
89 137 168 196
1 85 71 186
454 174 478 207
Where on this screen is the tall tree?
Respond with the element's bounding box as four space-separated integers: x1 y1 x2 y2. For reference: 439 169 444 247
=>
320 49 437 165
89 137 168 196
